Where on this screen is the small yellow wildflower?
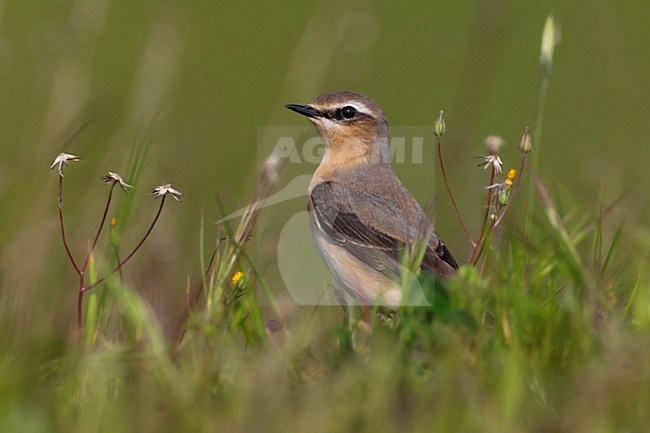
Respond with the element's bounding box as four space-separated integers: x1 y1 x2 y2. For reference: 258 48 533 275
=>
110 217 117 228
505 169 517 186
231 271 244 285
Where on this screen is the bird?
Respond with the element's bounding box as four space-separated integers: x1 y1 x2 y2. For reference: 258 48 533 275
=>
285 91 458 309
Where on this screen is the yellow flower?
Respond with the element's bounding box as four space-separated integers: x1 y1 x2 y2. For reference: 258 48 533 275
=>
505 168 517 186
231 271 244 285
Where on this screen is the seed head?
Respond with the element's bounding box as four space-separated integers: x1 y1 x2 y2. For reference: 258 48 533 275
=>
478 155 503 174
518 127 532 154
50 152 82 176
101 172 133 191
433 110 446 139
484 135 504 155
150 183 183 202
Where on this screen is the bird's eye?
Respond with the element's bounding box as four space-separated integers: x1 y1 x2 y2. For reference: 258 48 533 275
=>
341 106 357 119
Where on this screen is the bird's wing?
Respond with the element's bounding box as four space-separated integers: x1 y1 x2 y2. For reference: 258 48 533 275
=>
308 181 457 277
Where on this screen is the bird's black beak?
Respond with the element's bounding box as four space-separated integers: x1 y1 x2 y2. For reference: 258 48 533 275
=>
285 104 321 119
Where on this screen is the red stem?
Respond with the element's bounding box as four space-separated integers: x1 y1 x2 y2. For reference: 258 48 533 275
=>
468 167 496 263
470 155 527 265
437 139 474 246
83 195 166 291
59 176 81 275
81 181 117 273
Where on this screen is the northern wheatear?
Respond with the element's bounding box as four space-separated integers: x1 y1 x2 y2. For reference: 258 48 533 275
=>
286 91 458 308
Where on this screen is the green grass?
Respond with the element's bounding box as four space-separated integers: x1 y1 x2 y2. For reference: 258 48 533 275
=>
1 173 649 432
1 1 650 432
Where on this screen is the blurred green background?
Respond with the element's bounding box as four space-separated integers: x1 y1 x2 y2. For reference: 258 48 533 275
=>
1 0 649 333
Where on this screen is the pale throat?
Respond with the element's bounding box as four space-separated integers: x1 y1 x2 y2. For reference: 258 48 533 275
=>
321 134 391 164
311 136 392 189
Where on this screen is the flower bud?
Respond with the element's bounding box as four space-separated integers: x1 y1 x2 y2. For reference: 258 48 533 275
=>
518 127 532 154
499 189 509 206
433 110 446 139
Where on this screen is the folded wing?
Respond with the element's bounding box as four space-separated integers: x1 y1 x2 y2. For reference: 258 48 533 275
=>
308 181 458 278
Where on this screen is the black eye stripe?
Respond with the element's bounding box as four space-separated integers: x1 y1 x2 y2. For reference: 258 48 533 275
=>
325 106 362 121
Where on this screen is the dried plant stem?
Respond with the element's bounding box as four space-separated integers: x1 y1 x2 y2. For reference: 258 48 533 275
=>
437 139 474 246
492 154 527 229
83 195 166 291
468 166 496 263
194 247 217 307
174 155 284 353
58 176 81 275
174 243 218 352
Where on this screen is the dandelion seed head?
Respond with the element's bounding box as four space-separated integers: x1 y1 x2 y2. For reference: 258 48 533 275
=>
50 152 81 176
150 183 184 202
478 155 503 174
101 172 133 191
484 136 504 155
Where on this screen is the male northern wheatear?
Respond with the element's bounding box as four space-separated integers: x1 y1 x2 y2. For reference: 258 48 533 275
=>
286 91 457 308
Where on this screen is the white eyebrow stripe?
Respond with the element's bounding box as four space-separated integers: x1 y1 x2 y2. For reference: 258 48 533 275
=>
345 102 371 115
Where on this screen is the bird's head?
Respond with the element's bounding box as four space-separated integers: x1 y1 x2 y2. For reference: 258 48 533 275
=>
286 91 391 165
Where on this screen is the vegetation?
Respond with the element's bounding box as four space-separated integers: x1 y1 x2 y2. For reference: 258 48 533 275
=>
3 160 648 432
1 2 649 432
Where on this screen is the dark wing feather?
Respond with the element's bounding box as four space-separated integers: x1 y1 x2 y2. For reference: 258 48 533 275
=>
309 181 457 277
